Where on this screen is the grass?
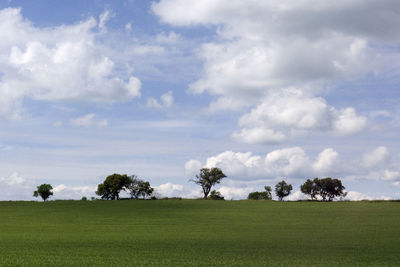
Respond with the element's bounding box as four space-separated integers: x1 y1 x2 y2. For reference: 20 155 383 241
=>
0 200 399 266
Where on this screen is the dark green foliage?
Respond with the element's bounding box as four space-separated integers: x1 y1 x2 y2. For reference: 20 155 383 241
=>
191 168 227 199
208 190 224 200
248 186 272 200
127 175 154 199
81 196 87 201
300 178 319 200
95 173 131 200
275 180 293 201
33 184 53 201
301 177 346 201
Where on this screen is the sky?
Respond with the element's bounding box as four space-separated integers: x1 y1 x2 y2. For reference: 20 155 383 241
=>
0 0 399 201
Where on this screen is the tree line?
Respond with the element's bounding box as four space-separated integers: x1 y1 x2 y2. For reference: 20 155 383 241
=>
32 167 346 201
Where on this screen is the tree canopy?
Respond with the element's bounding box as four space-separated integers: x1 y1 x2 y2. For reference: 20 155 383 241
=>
33 184 53 201
95 173 131 200
127 175 154 199
275 180 293 201
191 168 226 199
300 177 346 201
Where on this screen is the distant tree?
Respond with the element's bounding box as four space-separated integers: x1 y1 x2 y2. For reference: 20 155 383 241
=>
318 177 346 201
127 175 154 199
33 184 53 201
208 190 224 200
300 179 319 200
275 180 293 201
95 173 131 200
248 186 272 200
191 168 227 199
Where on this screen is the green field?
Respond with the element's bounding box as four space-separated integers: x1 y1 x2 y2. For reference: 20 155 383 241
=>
0 200 399 266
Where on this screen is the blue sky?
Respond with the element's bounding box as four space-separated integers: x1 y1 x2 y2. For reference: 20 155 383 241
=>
0 0 399 200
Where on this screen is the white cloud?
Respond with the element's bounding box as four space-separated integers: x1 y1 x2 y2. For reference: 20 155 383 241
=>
184 159 202 176
0 8 141 119
53 184 95 199
147 91 174 108
234 89 366 144
345 191 392 201
218 186 254 200
313 148 339 174
154 182 184 197
362 146 389 168
70 113 108 128
152 1 399 141
146 97 162 108
160 91 174 107
0 172 34 200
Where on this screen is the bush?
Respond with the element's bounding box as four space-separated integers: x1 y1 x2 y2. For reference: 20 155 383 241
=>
208 190 224 200
81 196 87 201
248 191 271 200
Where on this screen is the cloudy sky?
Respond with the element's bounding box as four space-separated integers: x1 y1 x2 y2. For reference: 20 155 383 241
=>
0 0 399 200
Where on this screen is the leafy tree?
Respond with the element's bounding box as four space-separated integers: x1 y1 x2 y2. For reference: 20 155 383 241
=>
191 168 227 199
33 184 53 201
127 175 154 199
95 173 131 200
318 177 346 201
300 178 319 200
208 190 224 200
275 180 293 201
248 186 272 200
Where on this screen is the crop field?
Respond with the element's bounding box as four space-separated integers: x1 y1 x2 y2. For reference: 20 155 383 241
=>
0 200 399 266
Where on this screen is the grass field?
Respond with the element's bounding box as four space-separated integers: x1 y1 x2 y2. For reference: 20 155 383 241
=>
0 200 399 266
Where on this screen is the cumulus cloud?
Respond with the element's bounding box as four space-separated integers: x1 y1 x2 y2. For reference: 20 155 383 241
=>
184 159 202 176
233 89 366 144
362 146 389 168
53 184 95 199
0 172 34 200
0 8 141 119
70 113 108 128
151 1 400 141
154 182 184 198
186 147 342 180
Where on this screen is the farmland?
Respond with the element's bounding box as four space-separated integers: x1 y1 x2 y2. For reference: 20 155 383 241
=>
0 200 399 266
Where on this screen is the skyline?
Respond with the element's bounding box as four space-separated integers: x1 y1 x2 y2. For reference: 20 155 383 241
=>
0 0 399 200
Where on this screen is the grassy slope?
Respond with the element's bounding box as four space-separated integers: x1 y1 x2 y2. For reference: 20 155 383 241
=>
0 200 399 266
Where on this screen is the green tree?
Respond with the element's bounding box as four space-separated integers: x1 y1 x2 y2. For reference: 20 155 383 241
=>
127 175 154 199
248 186 272 200
275 180 293 201
300 178 319 200
95 173 131 200
191 168 227 199
318 177 346 201
33 184 53 201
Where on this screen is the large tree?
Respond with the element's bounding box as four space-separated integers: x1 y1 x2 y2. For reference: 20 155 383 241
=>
275 180 293 201
127 175 154 199
33 184 53 201
96 173 131 200
300 177 346 201
191 168 226 199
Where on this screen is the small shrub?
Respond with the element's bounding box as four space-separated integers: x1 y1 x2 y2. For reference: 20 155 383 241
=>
208 190 224 200
81 196 87 201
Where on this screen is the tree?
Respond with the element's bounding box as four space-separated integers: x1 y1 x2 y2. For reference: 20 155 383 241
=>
127 175 154 199
300 177 346 201
248 186 272 200
275 180 293 201
33 184 53 201
191 168 226 199
318 177 346 201
208 190 224 200
95 173 131 200
300 179 319 200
